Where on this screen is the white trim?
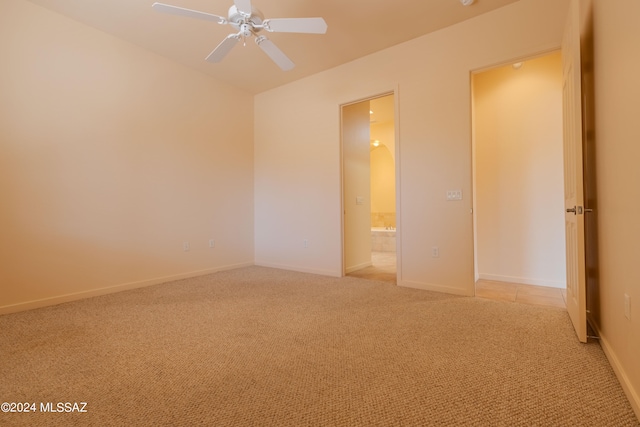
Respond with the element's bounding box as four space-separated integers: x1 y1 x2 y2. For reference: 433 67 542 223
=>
345 261 373 274
478 273 565 289
592 325 640 421
398 279 473 297
0 262 254 315
254 261 341 278
470 43 561 76
392 85 402 286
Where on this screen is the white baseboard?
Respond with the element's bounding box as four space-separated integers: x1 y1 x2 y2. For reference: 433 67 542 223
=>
592 325 640 421
254 261 342 278
0 262 254 315
398 279 473 297
478 273 565 289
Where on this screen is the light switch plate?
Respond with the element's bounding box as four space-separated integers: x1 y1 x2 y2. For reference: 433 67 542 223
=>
446 190 463 201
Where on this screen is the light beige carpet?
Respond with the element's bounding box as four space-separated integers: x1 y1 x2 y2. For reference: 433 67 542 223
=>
1 266 638 426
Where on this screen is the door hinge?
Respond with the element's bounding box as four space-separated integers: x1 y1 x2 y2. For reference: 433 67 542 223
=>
566 206 584 215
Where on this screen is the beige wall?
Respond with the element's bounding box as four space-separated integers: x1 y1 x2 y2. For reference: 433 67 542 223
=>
473 52 566 288
370 116 396 228
255 0 569 293
592 0 640 416
0 1 254 312
370 144 396 225
370 95 396 228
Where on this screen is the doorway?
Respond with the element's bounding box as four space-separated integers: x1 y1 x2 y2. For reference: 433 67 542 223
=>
472 51 567 306
341 93 398 283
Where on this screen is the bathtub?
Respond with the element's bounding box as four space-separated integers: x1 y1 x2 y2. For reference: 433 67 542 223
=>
371 227 396 252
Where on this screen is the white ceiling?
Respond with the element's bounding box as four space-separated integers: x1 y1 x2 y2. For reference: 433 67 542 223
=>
26 0 522 94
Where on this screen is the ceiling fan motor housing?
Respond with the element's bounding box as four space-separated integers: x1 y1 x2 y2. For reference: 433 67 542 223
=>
228 5 263 33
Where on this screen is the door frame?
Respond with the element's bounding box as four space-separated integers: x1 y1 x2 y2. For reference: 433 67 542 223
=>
468 2 588 342
339 88 401 282
470 50 566 290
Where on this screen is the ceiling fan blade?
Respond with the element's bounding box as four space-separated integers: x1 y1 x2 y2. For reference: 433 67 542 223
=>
234 0 253 17
152 3 226 23
255 36 295 71
264 17 328 34
206 35 240 63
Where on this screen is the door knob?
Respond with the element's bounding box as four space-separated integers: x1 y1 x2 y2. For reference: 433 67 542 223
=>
566 207 576 214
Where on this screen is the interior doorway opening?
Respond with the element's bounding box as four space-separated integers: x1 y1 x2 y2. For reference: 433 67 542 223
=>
341 93 398 283
471 51 567 308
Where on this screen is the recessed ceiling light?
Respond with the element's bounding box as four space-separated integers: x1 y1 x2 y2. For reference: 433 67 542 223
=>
373 140 380 147
513 62 524 70
460 0 475 5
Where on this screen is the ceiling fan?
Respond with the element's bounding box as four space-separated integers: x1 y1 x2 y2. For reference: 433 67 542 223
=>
152 0 327 71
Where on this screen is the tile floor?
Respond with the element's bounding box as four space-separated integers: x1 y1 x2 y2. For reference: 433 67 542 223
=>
347 251 397 283
348 252 566 310
475 279 566 309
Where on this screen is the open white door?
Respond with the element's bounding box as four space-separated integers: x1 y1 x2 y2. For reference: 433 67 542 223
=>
562 0 587 343
342 101 372 275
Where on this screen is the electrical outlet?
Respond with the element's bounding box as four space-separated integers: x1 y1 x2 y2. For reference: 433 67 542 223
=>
624 294 631 320
304 239 309 248
183 241 190 252
208 239 215 248
432 246 439 258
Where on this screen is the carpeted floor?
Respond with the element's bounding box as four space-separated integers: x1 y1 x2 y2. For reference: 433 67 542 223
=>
1 266 638 426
